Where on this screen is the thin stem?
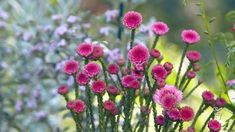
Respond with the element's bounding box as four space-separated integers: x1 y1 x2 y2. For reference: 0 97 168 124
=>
191 102 205 127
127 29 136 73
85 85 95 131
182 79 191 92
200 112 214 132
152 103 158 131
183 82 202 100
171 122 180 131
73 75 79 99
151 35 160 49
178 63 192 89
228 120 235 132
97 95 105 132
175 45 189 87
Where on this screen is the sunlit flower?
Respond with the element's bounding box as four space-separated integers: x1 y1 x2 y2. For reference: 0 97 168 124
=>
63 60 79 75
91 80 106 94
84 62 100 78
181 29 200 44
180 106 194 121
151 21 169 36
128 44 149 65
76 72 90 85
150 49 161 58
73 99 86 113
208 119 221 132
76 42 93 57
151 64 167 80
155 115 164 125
215 98 226 108
108 64 120 74
186 50 201 63
167 108 180 121
187 71 196 79
103 100 116 111
57 85 69 95
123 11 142 29
202 90 214 102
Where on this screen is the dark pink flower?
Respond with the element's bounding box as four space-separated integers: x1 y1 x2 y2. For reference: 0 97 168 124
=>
163 62 173 71
91 44 104 59
110 107 119 116
151 64 167 80
91 80 106 94
128 45 149 65
131 80 140 90
123 11 142 29
76 42 93 57
103 100 116 111
157 78 166 88
66 101 75 109
187 71 196 79
57 85 69 95
202 90 214 102
153 85 182 109
131 69 144 80
186 50 201 63
155 115 164 125
181 29 200 44
208 119 221 132
151 22 169 36
121 75 139 89
167 108 180 121
73 99 86 113
180 106 194 121
108 64 120 74
150 49 161 58
63 60 79 75
106 85 120 95
215 98 226 108
76 72 90 85
84 62 100 77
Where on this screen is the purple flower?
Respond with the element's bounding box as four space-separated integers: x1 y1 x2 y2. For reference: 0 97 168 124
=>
0 9 9 20
104 10 119 22
67 15 77 24
51 14 62 21
22 32 33 41
34 111 47 121
54 24 68 37
17 86 28 95
15 100 23 112
27 99 37 109
99 27 110 36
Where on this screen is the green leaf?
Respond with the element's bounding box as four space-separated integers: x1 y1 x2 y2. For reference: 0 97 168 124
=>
209 17 216 23
226 10 235 22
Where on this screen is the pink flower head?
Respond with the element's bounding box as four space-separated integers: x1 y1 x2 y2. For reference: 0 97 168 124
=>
215 98 226 108
110 107 119 116
186 50 201 63
57 85 69 95
76 72 90 85
167 108 180 121
128 45 149 65
123 11 142 29
151 21 169 36
108 64 120 74
155 115 164 125
153 85 183 109
66 101 75 109
187 71 196 79
91 44 104 59
157 78 166 88
150 49 161 58
163 62 173 71
121 75 140 89
180 106 194 121
73 99 86 113
181 29 200 44
91 80 106 94
226 79 235 87
208 119 221 132
103 100 116 111
76 42 93 57
63 60 79 75
202 90 214 102
84 62 100 77
131 68 144 80
151 64 167 80
106 85 120 95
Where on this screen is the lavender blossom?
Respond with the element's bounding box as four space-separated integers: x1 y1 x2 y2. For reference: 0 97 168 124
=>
54 24 68 37
99 26 110 36
104 10 119 22
34 111 47 121
67 15 77 24
15 100 23 112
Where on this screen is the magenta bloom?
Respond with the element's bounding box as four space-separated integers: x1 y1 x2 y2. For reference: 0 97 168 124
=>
106 85 120 95
180 106 194 121
208 119 221 132
151 21 169 36
84 62 100 77
121 75 139 89
181 29 200 44
76 42 93 57
110 107 119 116
153 85 183 109
91 44 104 59
155 115 164 125
167 108 180 121
91 80 106 94
122 11 142 30
157 78 166 88
66 101 75 109
187 71 196 79
163 62 173 71
150 49 161 58
215 98 226 108
57 85 69 95
73 99 86 113
103 100 116 111
202 90 214 102
76 72 90 85
128 45 149 65
186 50 201 63
63 60 79 75
151 64 167 80
131 69 144 80
108 64 120 74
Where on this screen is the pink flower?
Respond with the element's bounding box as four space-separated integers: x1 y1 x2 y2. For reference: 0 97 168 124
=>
187 71 196 79
181 29 200 44
108 64 120 74
186 50 201 63
151 64 167 80
57 85 69 95
167 108 180 121
91 80 106 94
202 90 214 102
180 106 194 121
215 98 226 108
123 11 142 29
153 85 183 109
73 99 86 113
91 44 104 59
128 45 149 65
121 75 140 89
131 69 144 80
76 72 90 85
150 49 161 58
76 42 93 57
151 22 169 36
110 107 119 116
66 101 75 109
63 60 79 75
157 78 166 88
106 85 120 95
84 62 100 77
103 100 116 111
208 119 221 132
226 79 235 87
163 62 173 71
155 115 164 125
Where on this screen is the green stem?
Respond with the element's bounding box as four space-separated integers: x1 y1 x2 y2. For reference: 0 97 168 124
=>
73 75 79 99
183 82 202 100
200 112 214 132
178 63 192 89
152 103 158 131
175 45 189 87
191 102 205 127
171 122 180 132
148 36 160 69
228 120 235 132
85 85 95 131
182 79 191 92
97 95 104 132
127 29 136 74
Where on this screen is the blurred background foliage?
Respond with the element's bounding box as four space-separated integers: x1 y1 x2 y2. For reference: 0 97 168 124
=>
0 0 235 131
